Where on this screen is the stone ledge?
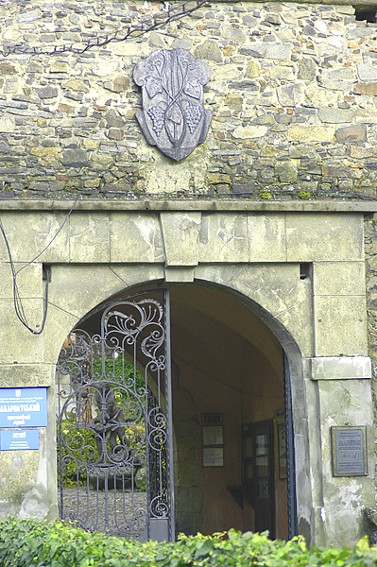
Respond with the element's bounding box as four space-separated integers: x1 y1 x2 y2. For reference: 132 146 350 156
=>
0 199 376 213
309 356 372 381
219 0 375 4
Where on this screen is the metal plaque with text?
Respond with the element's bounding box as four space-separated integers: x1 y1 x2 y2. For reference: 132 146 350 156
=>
0 387 48 428
331 426 367 477
0 429 39 451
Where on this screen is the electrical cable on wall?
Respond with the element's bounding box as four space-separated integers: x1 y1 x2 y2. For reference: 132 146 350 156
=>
0 0 206 58
0 202 76 335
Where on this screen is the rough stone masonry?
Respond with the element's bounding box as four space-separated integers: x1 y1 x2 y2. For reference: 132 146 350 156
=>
1 0 377 547
0 0 376 200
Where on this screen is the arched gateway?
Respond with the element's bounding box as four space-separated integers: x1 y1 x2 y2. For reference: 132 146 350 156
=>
55 281 309 542
0 205 373 548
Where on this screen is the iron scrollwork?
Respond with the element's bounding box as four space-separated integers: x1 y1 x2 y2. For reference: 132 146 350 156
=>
57 294 173 540
133 48 212 161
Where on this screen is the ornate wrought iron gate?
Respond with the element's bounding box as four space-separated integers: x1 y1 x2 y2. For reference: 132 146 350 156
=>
56 290 175 541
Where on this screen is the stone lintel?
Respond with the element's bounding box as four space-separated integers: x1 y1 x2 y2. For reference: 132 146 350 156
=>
164 267 196 283
310 356 371 381
217 0 373 4
0 199 376 213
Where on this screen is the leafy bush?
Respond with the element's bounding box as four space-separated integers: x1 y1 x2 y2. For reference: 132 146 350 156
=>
1 518 377 567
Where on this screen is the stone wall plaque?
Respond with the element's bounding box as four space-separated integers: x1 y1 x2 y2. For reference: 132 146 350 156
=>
331 426 367 477
133 48 212 161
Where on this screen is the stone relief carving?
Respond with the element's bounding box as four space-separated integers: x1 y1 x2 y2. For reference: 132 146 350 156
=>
133 48 212 161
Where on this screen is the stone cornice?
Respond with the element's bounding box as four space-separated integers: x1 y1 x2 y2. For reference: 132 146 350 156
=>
0 199 376 213
218 0 376 5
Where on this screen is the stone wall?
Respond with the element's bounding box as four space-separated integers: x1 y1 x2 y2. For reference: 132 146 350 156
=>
0 1 377 200
0 205 374 545
365 217 377 478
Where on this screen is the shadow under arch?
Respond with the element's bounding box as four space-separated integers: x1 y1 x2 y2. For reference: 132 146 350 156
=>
171 277 312 542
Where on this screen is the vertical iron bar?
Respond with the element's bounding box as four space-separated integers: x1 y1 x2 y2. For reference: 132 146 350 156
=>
164 289 175 541
57 373 64 519
145 373 151 541
284 353 298 538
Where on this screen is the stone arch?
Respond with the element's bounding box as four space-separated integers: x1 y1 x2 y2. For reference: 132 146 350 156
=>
51 266 313 540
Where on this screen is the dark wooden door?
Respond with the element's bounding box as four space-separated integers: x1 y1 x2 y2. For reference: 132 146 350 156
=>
242 420 275 538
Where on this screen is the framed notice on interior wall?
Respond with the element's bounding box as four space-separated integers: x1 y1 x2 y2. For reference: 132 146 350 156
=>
202 413 224 467
331 426 367 477
274 412 287 480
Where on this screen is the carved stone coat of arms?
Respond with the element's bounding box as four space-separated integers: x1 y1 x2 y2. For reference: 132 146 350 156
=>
133 49 212 161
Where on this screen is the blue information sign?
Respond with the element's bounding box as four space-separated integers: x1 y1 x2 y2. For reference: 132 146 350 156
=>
0 429 39 451
0 388 47 428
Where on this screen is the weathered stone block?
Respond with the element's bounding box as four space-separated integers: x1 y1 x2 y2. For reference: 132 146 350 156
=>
335 124 366 142
0 299 47 363
275 160 298 183
30 147 60 161
310 356 371 381
245 60 260 79
286 214 364 262
298 57 317 81
313 262 365 296
277 84 305 107
48 264 165 331
37 87 58 99
288 126 335 143
64 79 88 92
322 68 357 91
0 451 40 517
61 149 89 167
357 63 377 82
197 213 245 263
194 40 223 63
161 212 201 267
0 115 16 133
110 213 165 263
0 62 17 75
69 213 110 263
221 24 246 43
247 43 292 60
106 128 124 141
0 262 44 300
318 108 353 124
165 267 195 283
18 9 42 23
0 213 69 263
232 126 267 139
314 295 368 356
49 62 69 74
111 76 130 93
354 83 377 96
105 109 126 129
0 363 55 388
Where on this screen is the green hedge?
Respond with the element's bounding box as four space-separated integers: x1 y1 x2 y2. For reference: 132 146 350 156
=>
0 518 376 567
